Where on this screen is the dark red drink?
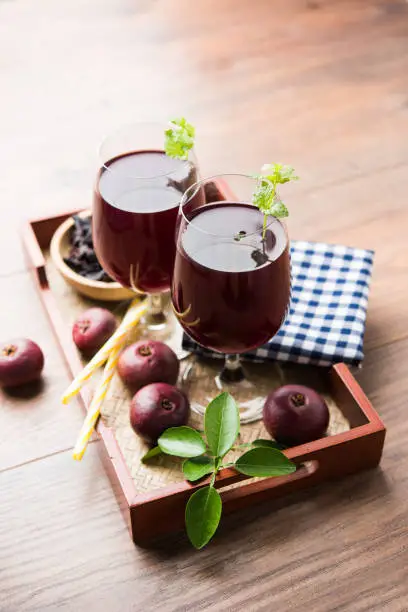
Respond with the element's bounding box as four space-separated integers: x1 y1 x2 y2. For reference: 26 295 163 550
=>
172 202 290 353
93 150 197 293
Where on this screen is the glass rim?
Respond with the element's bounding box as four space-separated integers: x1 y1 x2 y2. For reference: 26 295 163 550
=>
98 120 197 180
179 173 282 239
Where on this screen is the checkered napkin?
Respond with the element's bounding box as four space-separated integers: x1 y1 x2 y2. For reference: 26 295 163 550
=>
182 241 374 367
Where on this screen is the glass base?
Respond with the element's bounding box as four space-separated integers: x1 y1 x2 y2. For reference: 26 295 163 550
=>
131 293 190 360
180 355 285 424
143 311 167 331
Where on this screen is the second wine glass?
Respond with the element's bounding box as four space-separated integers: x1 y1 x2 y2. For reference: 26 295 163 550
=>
172 173 291 422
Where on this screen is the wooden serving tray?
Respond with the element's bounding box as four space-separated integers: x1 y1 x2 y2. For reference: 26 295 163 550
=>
22 186 386 546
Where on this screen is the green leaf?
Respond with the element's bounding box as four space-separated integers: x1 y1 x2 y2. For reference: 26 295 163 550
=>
205 392 240 459
164 117 195 160
185 485 222 549
261 163 299 184
183 456 215 482
235 447 296 477
141 446 162 463
158 426 206 458
268 200 289 218
252 181 274 214
252 439 287 451
252 162 298 223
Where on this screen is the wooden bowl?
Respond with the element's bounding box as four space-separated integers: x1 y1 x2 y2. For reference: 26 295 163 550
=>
50 210 135 301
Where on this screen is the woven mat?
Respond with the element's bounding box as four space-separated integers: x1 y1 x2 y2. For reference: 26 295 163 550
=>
45 251 350 495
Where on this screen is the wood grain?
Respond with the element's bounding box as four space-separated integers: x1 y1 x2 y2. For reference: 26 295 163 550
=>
1 0 408 274
0 341 406 612
0 273 89 471
1 0 408 608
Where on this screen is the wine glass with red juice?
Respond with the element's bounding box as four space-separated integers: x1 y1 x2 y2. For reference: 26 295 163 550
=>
172 174 291 422
93 122 198 338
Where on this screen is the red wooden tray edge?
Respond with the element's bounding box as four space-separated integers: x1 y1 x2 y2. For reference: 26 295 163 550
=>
22 206 386 545
22 218 138 514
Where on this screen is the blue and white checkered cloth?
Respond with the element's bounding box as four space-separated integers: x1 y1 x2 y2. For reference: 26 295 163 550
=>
182 241 374 367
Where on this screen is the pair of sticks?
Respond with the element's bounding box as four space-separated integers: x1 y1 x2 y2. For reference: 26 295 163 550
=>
62 299 147 460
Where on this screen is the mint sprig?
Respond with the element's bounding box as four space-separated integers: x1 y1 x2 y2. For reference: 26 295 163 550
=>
143 392 296 549
164 117 195 160
261 163 299 185
252 163 299 237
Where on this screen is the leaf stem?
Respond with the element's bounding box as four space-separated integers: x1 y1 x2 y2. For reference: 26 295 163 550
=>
261 184 275 240
262 214 268 240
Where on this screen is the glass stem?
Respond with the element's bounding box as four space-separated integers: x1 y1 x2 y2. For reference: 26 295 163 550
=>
144 293 167 330
220 354 245 383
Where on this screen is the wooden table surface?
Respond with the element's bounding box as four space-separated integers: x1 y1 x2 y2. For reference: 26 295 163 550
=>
1 0 408 610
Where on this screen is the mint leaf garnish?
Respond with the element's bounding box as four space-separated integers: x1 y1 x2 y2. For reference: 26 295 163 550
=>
261 163 298 185
252 181 275 215
164 117 195 160
252 162 298 237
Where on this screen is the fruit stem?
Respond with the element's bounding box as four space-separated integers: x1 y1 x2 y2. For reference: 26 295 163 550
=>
138 345 152 357
2 344 17 357
290 393 306 408
161 399 174 411
78 320 90 333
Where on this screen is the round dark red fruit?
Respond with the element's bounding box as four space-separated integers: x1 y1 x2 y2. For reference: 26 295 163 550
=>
72 308 117 356
118 340 179 391
130 383 190 443
0 338 44 387
263 384 329 446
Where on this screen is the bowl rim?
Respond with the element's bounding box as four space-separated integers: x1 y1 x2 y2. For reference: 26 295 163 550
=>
50 209 126 290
